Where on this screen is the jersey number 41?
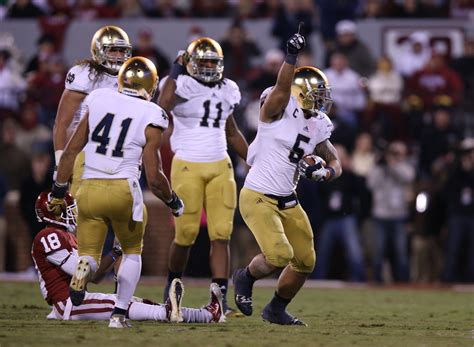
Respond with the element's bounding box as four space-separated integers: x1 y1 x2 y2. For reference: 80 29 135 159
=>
91 113 132 158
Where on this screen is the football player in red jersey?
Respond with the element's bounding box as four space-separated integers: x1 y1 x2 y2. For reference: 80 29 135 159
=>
32 190 225 324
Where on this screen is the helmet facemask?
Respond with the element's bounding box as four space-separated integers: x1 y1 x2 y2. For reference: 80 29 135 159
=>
292 66 333 117
188 56 223 83
91 26 132 74
36 192 78 233
99 42 132 73
186 37 224 83
302 86 333 116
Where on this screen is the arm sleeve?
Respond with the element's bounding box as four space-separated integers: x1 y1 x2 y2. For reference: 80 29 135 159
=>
147 104 169 130
46 249 79 276
226 79 242 106
65 65 92 94
315 113 334 144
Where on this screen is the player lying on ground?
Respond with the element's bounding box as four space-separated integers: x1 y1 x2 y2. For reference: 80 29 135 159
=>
33 191 225 324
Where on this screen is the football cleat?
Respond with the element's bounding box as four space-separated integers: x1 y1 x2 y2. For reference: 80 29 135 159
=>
108 314 132 328
224 306 244 317
204 283 226 323
69 258 91 306
261 304 307 326
233 268 254 316
166 278 184 323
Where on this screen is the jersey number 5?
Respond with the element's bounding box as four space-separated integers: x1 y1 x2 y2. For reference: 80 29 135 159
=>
200 100 223 128
289 134 310 163
91 113 132 158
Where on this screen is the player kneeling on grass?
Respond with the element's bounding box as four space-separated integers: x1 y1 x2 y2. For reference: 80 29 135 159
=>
32 191 226 324
48 56 186 328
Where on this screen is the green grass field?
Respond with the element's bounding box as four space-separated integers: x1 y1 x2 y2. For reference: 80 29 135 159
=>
0 281 472 347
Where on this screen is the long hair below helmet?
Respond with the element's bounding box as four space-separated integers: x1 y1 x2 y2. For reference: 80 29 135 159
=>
118 56 158 101
90 25 132 73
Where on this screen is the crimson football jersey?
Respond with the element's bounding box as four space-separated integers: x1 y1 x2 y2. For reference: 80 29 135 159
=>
31 227 77 305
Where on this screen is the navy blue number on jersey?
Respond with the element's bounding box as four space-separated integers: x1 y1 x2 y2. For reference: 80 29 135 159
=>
91 113 132 157
289 134 310 163
200 100 223 128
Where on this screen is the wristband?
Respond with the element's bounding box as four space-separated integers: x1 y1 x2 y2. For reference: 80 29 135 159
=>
285 54 298 65
51 181 68 199
54 150 64 166
326 166 336 180
165 190 178 207
109 251 117 262
169 63 186 80
108 249 121 262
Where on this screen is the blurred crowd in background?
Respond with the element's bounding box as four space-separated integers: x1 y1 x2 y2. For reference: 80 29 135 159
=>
0 0 473 284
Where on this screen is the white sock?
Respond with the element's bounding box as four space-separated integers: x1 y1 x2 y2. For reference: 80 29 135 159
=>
182 307 213 323
115 254 141 310
128 303 167 321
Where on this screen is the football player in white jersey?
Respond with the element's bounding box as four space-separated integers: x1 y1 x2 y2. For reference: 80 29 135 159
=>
48 57 185 328
158 37 248 314
53 25 132 196
233 32 342 325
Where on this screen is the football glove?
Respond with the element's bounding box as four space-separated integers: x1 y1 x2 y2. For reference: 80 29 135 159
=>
47 197 66 216
298 155 331 182
287 33 306 55
165 191 185 217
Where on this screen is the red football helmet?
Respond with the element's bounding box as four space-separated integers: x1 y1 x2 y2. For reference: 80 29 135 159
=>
35 190 77 232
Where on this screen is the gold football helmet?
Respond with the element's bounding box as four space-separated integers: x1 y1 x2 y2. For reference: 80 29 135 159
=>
291 66 333 115
118 57 158 101
186 37 224 83
91 25 132 73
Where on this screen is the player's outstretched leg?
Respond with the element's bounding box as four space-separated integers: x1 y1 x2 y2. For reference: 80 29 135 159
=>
261 293 307 326
69 257 93 306
233 267 256 316
205 283 226 323
165 278 184 323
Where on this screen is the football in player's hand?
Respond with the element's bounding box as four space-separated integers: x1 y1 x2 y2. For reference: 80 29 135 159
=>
303 155 326 168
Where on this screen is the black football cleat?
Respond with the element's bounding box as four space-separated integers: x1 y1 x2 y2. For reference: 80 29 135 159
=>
261 304 307 326
233 268 254 316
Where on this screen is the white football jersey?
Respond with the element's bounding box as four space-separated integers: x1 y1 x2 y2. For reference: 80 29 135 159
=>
170 75 241 162
244 94 333 196
82 88 169 180
65 64 118 134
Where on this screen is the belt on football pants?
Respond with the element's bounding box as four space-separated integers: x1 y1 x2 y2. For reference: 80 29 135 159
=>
264 192 299 210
